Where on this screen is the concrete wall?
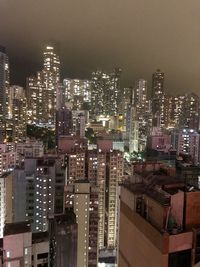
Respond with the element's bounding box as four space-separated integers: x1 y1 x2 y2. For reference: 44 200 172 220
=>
32 241 49 267
3 232 32 266
145 196 167 230
185 191 200 228
170 191 184 227
119 202 168 267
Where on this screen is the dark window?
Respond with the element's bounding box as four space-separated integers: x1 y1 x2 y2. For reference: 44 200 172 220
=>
37 252 48 259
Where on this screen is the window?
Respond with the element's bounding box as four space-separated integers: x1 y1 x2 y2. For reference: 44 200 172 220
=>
37 253 48 259
24 247 28 255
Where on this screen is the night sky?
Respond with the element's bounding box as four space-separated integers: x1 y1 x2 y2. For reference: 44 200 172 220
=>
0 0 200 94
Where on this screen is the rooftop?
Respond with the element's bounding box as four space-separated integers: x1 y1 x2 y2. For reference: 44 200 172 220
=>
4 222 31 236
32 232 49 243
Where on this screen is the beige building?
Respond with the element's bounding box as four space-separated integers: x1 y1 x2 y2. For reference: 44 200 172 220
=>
74 181 90 267
119 173 200 267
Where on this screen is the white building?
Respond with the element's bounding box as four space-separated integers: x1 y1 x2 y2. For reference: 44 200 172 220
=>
0 172 13 237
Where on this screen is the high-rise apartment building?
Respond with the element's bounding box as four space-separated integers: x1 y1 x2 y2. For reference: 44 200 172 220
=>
0 46 9 141
177 128 200 165
0 143 16 176
91 68 122 117
118 87 132 116
74 181 90 267
67 149 86 184
14 156 65 233
7 85 27 142
27 45 60 125
66 149 124 255
0 172 13 238
166 93 199 130
56 107 73 144
152 69 164 100
132 79 151 151
126 105 139 152
64 181 99 267
63 78 91 109
72 110 86 137
152 69 165 122
181 93 199 130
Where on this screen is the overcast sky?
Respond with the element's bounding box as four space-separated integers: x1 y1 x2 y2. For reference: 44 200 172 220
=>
0 0 200 94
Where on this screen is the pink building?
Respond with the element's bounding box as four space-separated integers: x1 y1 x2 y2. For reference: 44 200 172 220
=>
58 135 87 153
147 133 171 153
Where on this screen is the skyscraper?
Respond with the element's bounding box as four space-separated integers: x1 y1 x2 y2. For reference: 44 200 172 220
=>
132 79 151 151
91 68 122 118
152 69 165 118
63 78 91 110
56 107 73 145
7 85 27 142
0 46 9 141
27 45 60 125
152 69 164 99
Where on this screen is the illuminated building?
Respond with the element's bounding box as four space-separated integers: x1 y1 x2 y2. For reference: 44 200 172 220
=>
167 94 199 130
67 150 86 184
0 143 16 176
126 105 139 152
152 69 164 102
87 150 124 249
27 45 60 125
0 172 13 237
0 46 9 141
72 110 86 138
7 85 27 142
65 181 98 267
181 93 199 130
15 157 65 233
91 68 122 118
66 149 124 254
63 78 91 109
132 79 151 150
118 87 132 117
177 128 200 165
151 69 166 127
74 181 90 267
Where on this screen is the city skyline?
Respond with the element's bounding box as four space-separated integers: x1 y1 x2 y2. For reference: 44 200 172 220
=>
1 2 200 266
1 0 200 95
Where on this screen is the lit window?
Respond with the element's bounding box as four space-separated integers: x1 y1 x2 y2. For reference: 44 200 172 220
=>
24 248 28 255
